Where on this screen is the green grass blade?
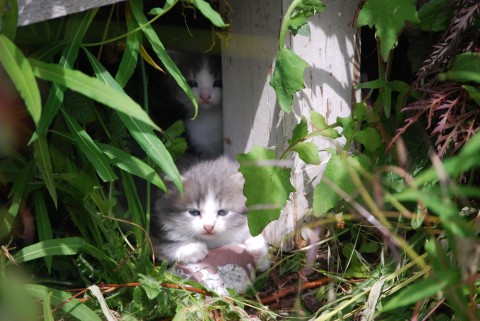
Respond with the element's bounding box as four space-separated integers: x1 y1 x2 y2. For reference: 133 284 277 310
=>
33 135 57 206
0 160 34 238
32 10 97 141
381 270 459 312
190 0 229 27
83 48 182 193
43 292 55 321
129 0 198 117
34 191 53 272
29 58 160 131
0 34 42 126
97 142 166 191
25 284 102 321
115 15 141 88
13 237 87 263
61 108 117 182
0 0 18 40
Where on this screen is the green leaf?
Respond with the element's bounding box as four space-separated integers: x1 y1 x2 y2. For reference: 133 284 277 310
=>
381 270 459 312
354 127 381 152
285 0 325 36
13 236 117 265
310 110 340 138
29 58 160 131
292 142 320 165
289 117 309 144
440 52 480 84
25 284 102 321
61 109 117 182
191 0 229 28
270 48 308 113
97 142 166 191
129 0 198 116
417 0 451 32
115 15 141 88
139 274 162 300
463 85 480 105
0 34 42 125
313 152 361 216
237 146 295 236
357 0 419 61
43 292 55 321
34 191 53 272
83 48 182 193
0 160 34 238
33 135 57 206
31 9 97 141
0 0 18 40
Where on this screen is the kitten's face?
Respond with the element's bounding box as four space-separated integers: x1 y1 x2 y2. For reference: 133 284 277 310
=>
173 54 222 111
179 190 246 241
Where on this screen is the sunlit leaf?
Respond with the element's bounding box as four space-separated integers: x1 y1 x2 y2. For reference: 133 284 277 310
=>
270 48 308 113
29 58 160 131
237 146 295 236
0 34 42 125
354 128 381 152
83 48 182 192
292 142 320 165
115 15 141 88
61 109 117 182
191 0 229 28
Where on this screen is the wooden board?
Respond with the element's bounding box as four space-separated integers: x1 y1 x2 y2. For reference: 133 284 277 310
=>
17 0 125 26
222 0 360 250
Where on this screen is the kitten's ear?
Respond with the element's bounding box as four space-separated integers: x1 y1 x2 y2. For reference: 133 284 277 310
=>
163 175 186 194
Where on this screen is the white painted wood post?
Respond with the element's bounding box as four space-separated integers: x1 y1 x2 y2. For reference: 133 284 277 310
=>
222 0 360 250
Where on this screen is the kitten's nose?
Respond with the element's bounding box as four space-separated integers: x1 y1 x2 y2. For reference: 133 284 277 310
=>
200 89 211 101
203 224 215 233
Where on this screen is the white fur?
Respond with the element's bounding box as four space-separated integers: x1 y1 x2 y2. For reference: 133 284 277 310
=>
184 59 223 157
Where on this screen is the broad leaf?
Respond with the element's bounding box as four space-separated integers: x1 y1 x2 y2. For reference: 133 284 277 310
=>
357 0 419 61
292 142 320 165
313 152 362 216
270 48 308 113
354 128 381 152
289 117 308 144
310 110 340 138
0 34 42 126
285 0 325 36
417 0 451 32
440 52 480 84
237 146 295 236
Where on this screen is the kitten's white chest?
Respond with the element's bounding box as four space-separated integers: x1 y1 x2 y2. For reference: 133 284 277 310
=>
186 107 223 157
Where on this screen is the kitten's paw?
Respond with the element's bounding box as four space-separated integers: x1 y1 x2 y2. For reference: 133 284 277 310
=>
242 235 270 272
175 242 208 264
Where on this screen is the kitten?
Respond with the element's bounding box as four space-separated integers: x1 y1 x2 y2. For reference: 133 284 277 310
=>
169 52 224 158
151 156 269 271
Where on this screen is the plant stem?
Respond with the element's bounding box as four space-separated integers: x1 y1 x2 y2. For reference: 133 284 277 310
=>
279 0 302 49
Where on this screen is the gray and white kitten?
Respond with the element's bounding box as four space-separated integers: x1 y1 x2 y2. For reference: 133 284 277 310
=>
151 156 269 271
170 52 223 158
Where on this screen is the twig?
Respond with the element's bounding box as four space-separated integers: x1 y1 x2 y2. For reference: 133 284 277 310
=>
260 277 332 305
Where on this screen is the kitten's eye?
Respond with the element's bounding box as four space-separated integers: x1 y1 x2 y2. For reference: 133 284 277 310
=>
213 80 222 88
187 80 198 88
188 209 201 216
217 209 228 216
